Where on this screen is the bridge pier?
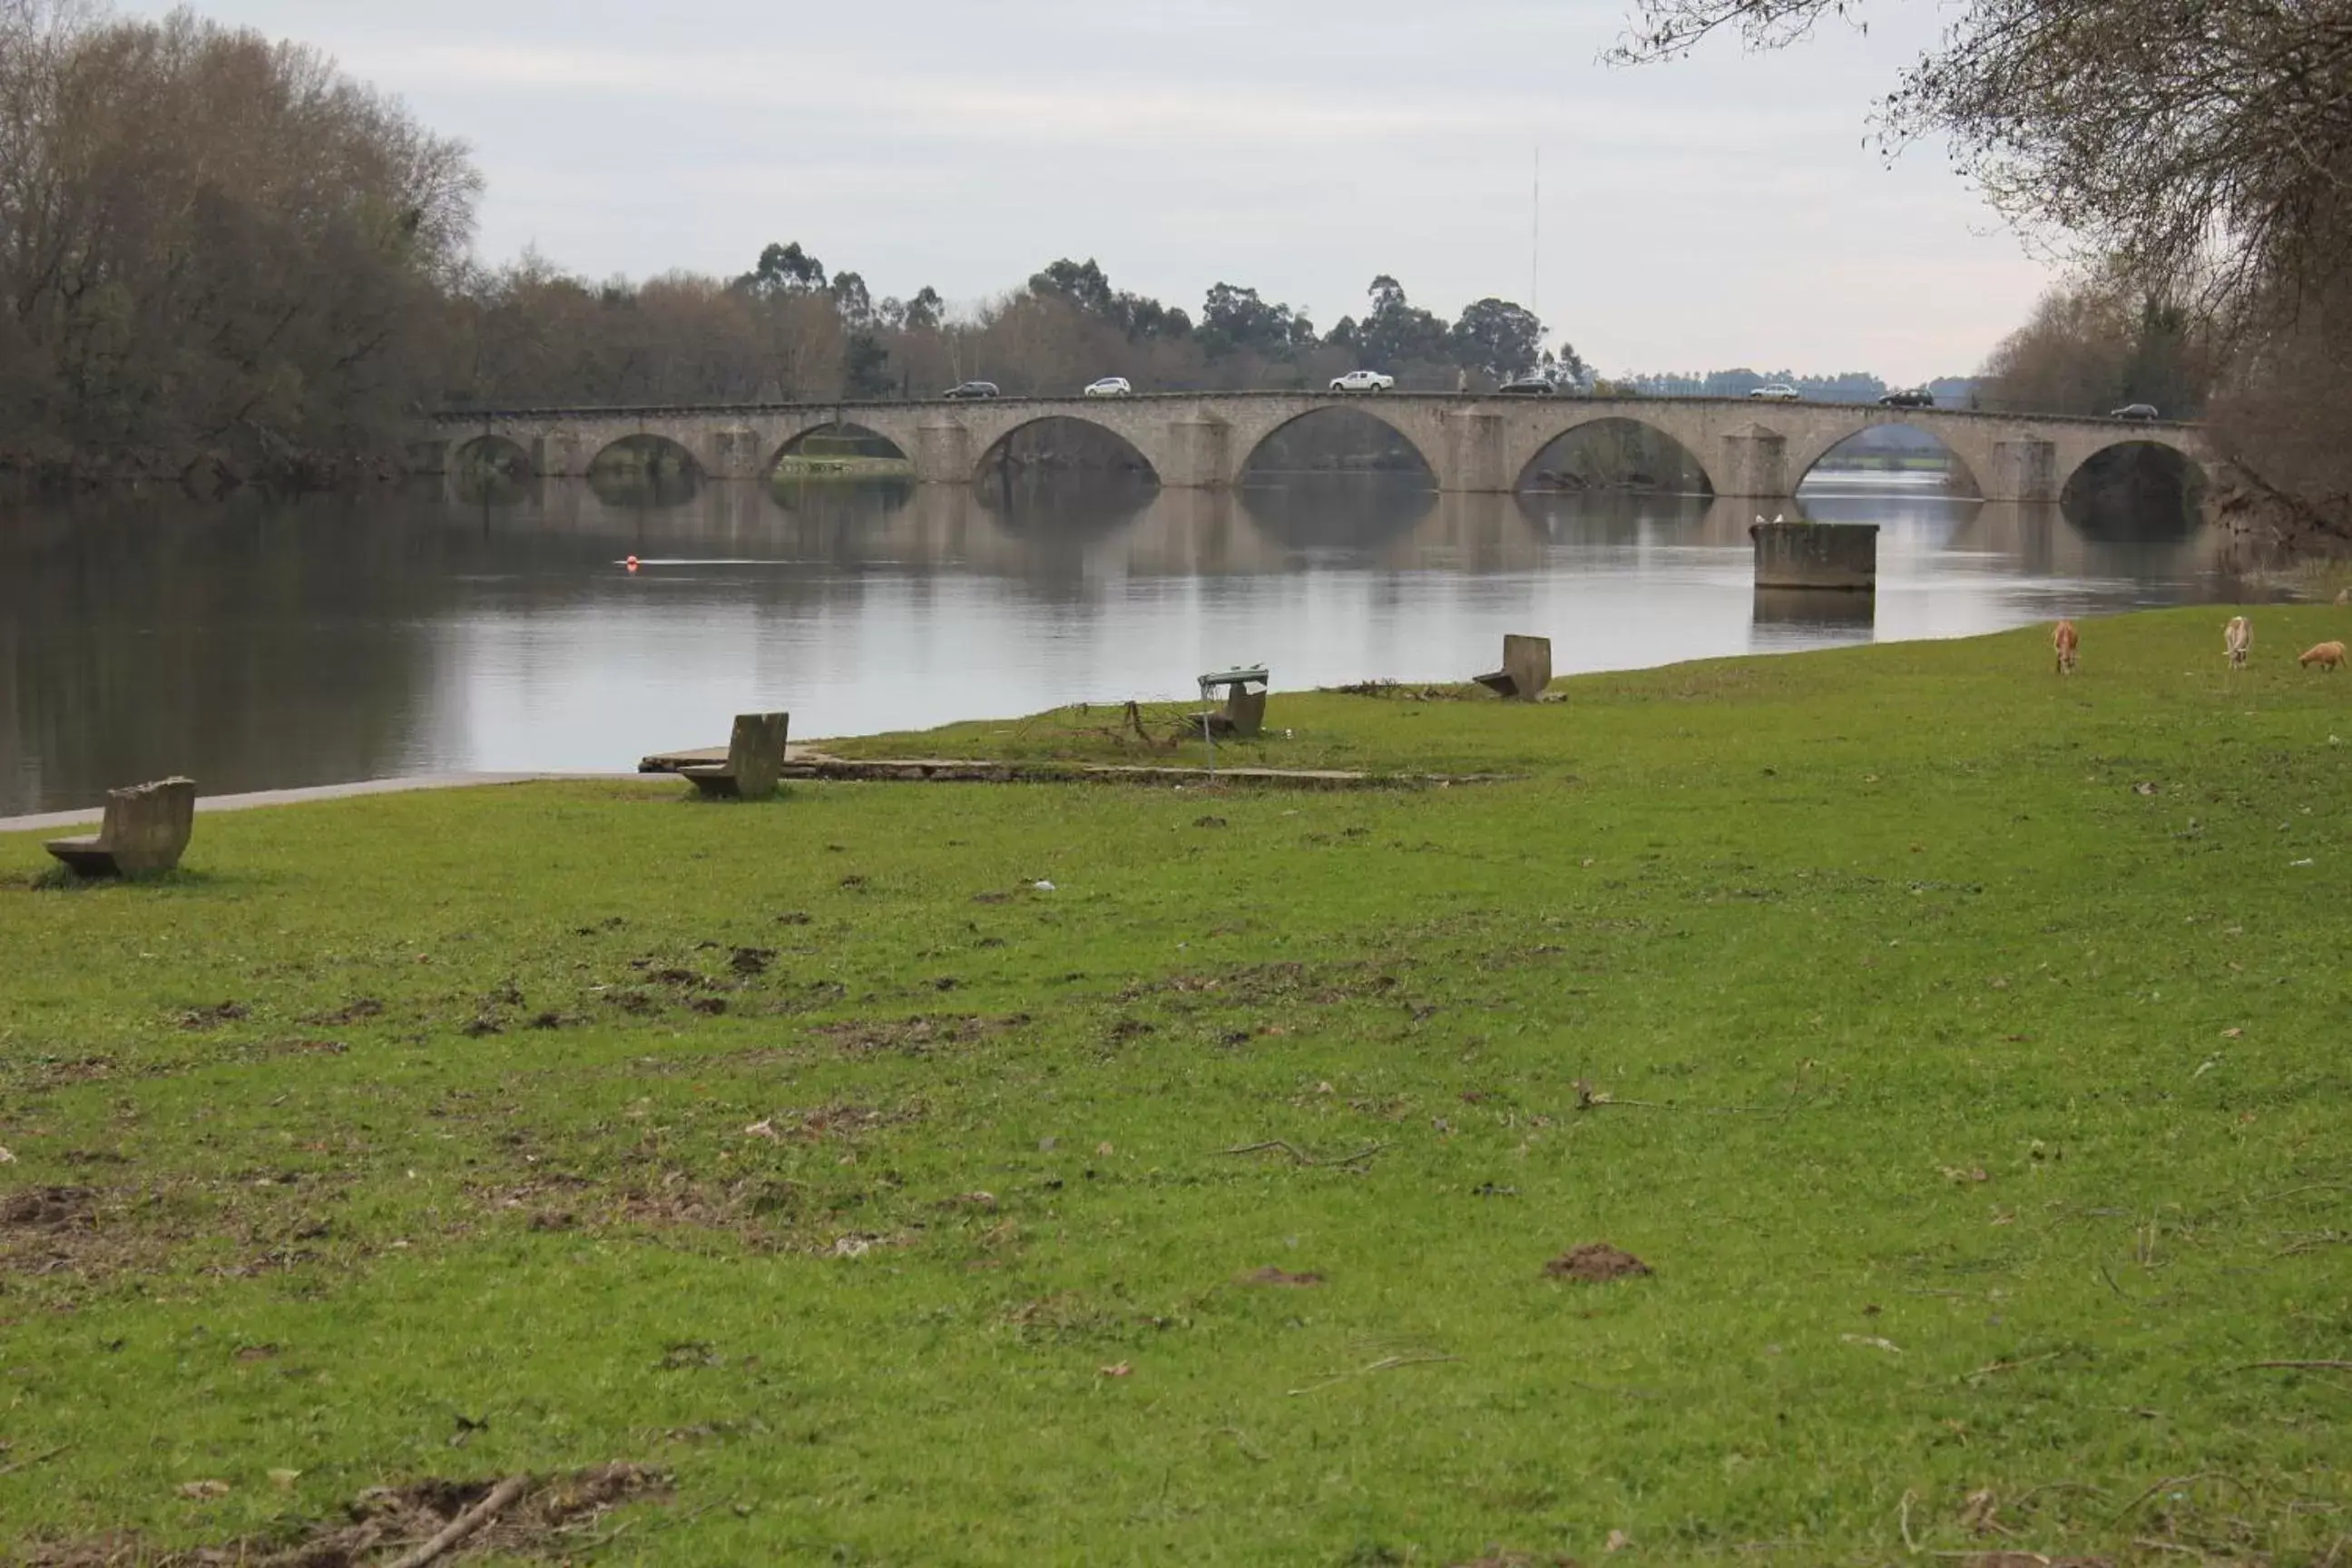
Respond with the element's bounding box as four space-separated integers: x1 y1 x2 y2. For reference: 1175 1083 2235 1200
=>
706 426 768 481
1442 410 1508 492
915 418 975 485
1715 425 1789 500
1985 439 2058 504
533 432 586 477
1164 415 1232 487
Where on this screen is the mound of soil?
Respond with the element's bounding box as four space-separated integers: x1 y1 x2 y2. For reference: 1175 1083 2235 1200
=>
1543 1243 1651 1282
19 1462 666 1567
0 1187 95 1230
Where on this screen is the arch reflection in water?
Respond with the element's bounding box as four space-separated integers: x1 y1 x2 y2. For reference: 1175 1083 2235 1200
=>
586 433 703 511
1238 474 1439 553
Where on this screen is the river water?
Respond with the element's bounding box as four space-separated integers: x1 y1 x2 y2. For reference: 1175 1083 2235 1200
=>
0 471 2228 815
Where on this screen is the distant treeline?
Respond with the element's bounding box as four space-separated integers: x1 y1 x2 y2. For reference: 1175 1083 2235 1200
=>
459 248 1575 415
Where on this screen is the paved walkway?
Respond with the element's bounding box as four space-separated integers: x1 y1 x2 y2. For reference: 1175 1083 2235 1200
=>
4 753 1512 838
0 771 652 835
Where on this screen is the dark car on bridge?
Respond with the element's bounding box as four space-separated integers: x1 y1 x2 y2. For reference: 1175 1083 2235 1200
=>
2111 403 2160 421
941 381 999 400
1877 387 1936 408
1495 377 1555 396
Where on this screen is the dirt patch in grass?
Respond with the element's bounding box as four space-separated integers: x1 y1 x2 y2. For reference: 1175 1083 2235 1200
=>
301 996 384 1026
1543 1243 1651 1282
1121 962 1406 1009
1 1180 350 1290
16 1461 668 1567
1236 1266 1324 1287
0 1186 95 1230
811 1014 1026 1056
175 1001 250 1030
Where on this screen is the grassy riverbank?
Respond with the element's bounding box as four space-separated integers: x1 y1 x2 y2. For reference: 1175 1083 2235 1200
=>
3 606 2348 1565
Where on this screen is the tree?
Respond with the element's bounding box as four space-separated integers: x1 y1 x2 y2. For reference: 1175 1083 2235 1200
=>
1609 0 2352 318
1356 276 1448 367
1029 258 1116 318
1031 257 1192 342
831 270 875 329
1609 0 2352 545
1198 282 1313 358
1978 270 2214 418
882 286 946 334
1450 298 1547 381
735 241 827 298
0 2 481 471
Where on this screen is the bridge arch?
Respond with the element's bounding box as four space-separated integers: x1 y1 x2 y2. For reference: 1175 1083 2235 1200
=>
975 415 1161 485
587 432 703 478
1514 415 1720 495
766 421 913 478
450 433 532 475
2061 438 2208 537
1237 405 1436 484
1790 420 1984 497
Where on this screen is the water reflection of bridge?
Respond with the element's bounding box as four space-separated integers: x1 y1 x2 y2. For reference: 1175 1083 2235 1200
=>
465 472 2223 585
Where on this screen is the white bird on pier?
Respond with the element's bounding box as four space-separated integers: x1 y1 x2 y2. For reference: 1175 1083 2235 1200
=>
1773 513 1786 524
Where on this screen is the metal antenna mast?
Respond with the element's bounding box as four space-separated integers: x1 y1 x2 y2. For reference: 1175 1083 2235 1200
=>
1532 145 1541 320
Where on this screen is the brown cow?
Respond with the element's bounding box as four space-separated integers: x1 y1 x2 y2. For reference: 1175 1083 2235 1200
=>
2052 619 2080 675
2298 640 2346 671
2225 615 2253 669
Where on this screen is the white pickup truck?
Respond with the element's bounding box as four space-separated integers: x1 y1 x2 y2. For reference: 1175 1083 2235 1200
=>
1329 369 1396 393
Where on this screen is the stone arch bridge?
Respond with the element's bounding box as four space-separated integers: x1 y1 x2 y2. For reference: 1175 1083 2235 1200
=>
416 392 2210 504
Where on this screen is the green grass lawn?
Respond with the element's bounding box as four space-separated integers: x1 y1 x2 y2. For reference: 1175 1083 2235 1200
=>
3 606 2348 1565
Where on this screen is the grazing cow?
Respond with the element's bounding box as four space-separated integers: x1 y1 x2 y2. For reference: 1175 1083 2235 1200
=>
2052 619 2080 675
2225 615 2253 668
2298 640 2347 671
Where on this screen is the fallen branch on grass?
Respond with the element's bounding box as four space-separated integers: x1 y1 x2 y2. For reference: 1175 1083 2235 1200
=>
1965 1350 2064 1383
2109 1470 2251 1524
2235 1359 2352 1372
0 1444 70 1479
384 1474 531 1568
1221 1140 1386 1168
1289 1353 1460 1396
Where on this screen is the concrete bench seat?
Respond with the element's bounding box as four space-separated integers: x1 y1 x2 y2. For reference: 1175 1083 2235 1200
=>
1473 634 1553 701
681 713 789 800
44 777 197 877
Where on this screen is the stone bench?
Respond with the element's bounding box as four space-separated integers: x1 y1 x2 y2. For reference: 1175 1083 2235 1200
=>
681 712 789 800
1473 634 1553 701
44 777 197 877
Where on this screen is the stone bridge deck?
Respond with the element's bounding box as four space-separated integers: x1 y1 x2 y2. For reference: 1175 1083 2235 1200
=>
415 391 2210 504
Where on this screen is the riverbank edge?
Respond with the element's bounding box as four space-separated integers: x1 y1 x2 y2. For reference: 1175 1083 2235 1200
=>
0 771 655 836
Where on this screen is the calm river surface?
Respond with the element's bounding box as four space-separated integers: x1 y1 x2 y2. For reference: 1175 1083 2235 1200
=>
1 471 2229 815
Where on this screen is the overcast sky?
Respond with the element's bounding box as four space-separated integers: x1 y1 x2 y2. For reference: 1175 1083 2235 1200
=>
125 0 2061 383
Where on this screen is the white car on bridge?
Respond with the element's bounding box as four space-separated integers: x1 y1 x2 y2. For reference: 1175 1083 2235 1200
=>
1330 369 1395 393
1083 377 1132 397
1748 384 1801 401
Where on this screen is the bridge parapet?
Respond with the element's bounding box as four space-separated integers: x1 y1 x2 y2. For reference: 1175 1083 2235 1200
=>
423 394 2212 504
